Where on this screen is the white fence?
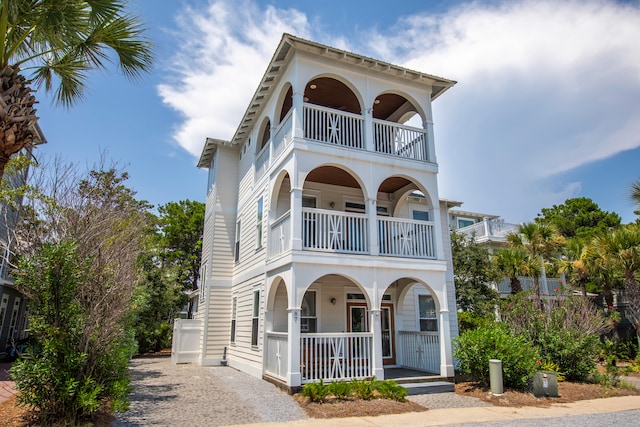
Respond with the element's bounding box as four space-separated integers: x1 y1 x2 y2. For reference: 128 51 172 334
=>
264 332 289 381
300 333 373 383
399 331 440 374
373 119 428 162
171 319 202 364
378 217 436 258
304 104 364 149
497 276 564 295
302 208 369 254
268 211 291 259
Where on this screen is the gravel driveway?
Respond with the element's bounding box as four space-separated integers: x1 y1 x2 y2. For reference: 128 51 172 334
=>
112 357 306 426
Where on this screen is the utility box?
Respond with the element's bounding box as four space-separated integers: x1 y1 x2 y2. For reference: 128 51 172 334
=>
531 371 559 398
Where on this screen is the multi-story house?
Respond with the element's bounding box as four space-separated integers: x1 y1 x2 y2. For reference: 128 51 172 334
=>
0 125 46 359
173 34 460 391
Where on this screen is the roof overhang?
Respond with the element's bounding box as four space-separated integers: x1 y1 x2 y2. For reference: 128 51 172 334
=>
197 138 231 168
216 33 457 149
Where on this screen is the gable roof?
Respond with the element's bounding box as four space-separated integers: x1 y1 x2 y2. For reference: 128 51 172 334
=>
225 33 456 148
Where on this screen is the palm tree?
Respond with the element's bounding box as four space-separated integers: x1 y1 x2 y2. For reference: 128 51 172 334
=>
630 178 640 216
592 224 640 289
507 222 564 305
559 238 591 297
494 248 540 294
0 1 153 179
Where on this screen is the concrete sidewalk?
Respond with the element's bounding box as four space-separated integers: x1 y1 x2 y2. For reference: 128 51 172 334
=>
226 395 640 427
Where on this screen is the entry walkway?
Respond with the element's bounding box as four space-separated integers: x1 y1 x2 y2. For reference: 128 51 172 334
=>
0 362 17 404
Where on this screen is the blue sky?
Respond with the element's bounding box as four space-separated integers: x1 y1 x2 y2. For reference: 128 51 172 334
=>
33 0 640 224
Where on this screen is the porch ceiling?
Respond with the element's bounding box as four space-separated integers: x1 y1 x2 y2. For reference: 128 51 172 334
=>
305 168 411 194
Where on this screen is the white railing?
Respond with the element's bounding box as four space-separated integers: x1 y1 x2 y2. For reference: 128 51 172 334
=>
304 104 364 149
373 120 428 162
497 276 564 295
300 333 372 383
268 211 291 259
399 331 439 374
457 220 519 241
378 217 436 259
302 208 369 254
255 143 270 180
273 109 294 159
264 332 289 381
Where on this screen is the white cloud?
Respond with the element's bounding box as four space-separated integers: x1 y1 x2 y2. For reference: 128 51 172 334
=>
158 0 640 222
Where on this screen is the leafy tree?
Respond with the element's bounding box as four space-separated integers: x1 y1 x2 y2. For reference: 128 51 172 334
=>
507 223 564 306
535 197 621 240
630 178 640 218
558 238 591 297
0 0 153 179
450 230 500 313
11 160 151 423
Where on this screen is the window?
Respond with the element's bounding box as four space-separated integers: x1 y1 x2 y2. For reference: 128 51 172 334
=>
0 295 8 332
300 291 317 333
256 197 264 249
199 264 207 302
7 298 20 339
207 156 215 191
230 296 237 344
457 218 475 228
418 295 437 332
412 210 429 221
251 290 260 347
235 220 241 262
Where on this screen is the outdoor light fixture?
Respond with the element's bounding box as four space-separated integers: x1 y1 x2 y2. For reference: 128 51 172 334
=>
330 297 337 305
310 84 317 89
329 201 335 208
374 99 380 104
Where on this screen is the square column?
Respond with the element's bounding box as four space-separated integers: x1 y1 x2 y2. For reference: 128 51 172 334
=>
438 309 455 377
286 308 302 387
290 188 302 251
367 198 379 256
369 308 384 380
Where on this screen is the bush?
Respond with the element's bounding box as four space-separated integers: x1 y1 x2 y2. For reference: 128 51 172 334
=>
373 380 408 402
302 380 329 402
457 311 495 333
350 378 375 400
327 381 351 399
454 323 539 390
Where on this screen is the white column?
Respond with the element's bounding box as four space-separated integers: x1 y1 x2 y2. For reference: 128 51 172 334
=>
431 206 445 260
363 107 374 152
369 308 384 379
439 309 454 377
290 187 302 251
367 198 379 256
292 91 304 140
286 308 302 387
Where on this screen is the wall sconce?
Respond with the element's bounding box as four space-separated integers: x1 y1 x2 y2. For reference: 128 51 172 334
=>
330 297 336 305
329 201 335 208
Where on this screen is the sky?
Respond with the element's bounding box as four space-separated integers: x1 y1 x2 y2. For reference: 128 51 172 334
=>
33 0 640 224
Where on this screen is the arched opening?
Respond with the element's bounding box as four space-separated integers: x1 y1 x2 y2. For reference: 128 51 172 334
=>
304 77 361 114
372 93 424 124
302 165 368 253
278 85 293 123
258 118 271 152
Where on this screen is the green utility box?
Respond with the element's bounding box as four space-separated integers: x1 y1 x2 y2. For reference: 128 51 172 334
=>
531 371 559 398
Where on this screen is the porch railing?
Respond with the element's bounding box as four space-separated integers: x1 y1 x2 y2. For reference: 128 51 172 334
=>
378 217 436 258
264 332 289 381
300 333 373 383
497 276 564 295
399 331 439 374
373 119 428 162
255 143 270 180
303 208 369 254
273 109 294 159
457 220 519 242
304 104 364 149
268 211 291 259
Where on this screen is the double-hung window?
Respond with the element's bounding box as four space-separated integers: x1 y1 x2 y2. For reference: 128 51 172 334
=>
256 197 263 249
251 290 260 348
418 295 437 332
230 296 237 344
300 291 317 333
235 220 241 262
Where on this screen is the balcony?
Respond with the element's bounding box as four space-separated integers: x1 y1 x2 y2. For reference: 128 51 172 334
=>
254 103 430 181
457 218 519 244
269 208 436 260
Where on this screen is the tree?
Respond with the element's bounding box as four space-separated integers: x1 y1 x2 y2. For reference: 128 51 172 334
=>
494 248 541 294
535 197 621 240
630 178 640 218
558 238 591 297
450 231 499 313
0 1 153 179
507 222 564 305
157 200 205 318
11 160 152 423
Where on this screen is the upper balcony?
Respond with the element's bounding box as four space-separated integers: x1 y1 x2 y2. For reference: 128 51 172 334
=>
254 77 434 181
456 217 519 245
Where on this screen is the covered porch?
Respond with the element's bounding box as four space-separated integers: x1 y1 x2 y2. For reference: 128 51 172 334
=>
263 273 450 387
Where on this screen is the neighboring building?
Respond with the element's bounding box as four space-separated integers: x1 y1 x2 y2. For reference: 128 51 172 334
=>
0 125 47 358
174 34 460 390
453 210 564 297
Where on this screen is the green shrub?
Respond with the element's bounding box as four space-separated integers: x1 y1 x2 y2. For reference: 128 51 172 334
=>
373 380 408 402
457 311 495 333
350 378 375 400
302 380 329 402
327 381 351 399
454 323 539 390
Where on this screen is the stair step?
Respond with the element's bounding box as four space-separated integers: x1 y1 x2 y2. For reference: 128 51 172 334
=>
401 381 455 395
392 376 447 385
